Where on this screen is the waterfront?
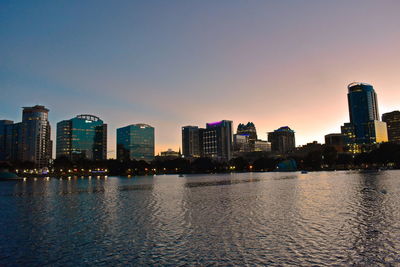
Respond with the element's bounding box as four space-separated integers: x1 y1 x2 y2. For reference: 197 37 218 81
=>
1 171 400 266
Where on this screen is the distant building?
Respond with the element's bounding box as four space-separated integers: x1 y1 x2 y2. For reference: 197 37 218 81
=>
233 134 251 153
268 126 295 154
254 140 271 152
117 124 154 162
345 82 387 145
56 115 107 161
382 111 400 143
0 120 14 161
182 126 201 158
325 133 345 152
160 149 180 158
203 120 233 161
294 141 323 157
237 122 257 142
21 105 52 167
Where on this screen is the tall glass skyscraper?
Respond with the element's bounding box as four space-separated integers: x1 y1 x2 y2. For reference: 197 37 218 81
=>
56 115 107 161
345 82 387 145
117 124 154 162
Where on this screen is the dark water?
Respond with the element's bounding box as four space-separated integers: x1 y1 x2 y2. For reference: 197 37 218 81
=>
1 171 400 266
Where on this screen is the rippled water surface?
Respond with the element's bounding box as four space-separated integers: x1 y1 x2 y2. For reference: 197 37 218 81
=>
2 171 400 266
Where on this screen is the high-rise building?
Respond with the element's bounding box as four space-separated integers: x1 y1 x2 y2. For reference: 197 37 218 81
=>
203 120 233 161
117 124 154 162
182 126 201 158
346 82 387 144
237 122 257 142
56 115 107 161
268 126 295 154
382 111 400 143
21 105 52 167
0 120 14 161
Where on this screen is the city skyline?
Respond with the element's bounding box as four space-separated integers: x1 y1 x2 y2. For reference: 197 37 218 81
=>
2 1 400 158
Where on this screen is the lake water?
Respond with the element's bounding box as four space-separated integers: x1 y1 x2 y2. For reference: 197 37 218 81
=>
1 171 400 266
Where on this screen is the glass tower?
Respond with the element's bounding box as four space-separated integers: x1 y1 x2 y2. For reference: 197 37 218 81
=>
56 115 107 161
117 124 155 162
347 82 380 144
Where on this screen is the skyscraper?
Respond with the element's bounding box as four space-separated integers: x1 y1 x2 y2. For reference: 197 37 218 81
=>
382 111 400 143
21 105 52 167
203 120 233 161
117 124 154 162
345 82 387 144
182 126 201 158
268 126 295 154
56 114 107 161
0 120 15 161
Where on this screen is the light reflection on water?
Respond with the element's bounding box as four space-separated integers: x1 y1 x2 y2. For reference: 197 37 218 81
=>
1 171 400 265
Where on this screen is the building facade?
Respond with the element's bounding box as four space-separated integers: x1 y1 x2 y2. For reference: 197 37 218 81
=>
382 111 400 143
345 82 387 144
117 124 154 162
56 114 107 161
20 105 52 167
268 126 295 154
182 126 201 158
203 120 233 161
324 133 345 152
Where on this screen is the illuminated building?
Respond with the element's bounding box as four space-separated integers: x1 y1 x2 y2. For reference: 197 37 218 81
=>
56 115 107 160
382 111 400 143
268 126 295 154
117 124 154 162
233 134 251 152
254 140 271 152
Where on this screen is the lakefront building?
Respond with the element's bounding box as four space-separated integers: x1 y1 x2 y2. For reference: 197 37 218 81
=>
20 105 52 167
268 126 295 154
382 111 400 143
203 120 233 161
117 124 155 162
182 126 201 158
56 114 107 161
341 83 387 150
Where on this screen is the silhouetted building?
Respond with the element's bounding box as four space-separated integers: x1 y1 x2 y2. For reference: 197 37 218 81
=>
117 124 154 162
293 141 323 157
57 115 107 161
160 149 180 158
345 82 387 145
203 120 233 161
182 126 201 158
268 126 295 154
20 105 52 167
325 133 345 152
382 111 400 143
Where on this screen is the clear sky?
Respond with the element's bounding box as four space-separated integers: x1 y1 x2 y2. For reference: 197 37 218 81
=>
1 1 400 158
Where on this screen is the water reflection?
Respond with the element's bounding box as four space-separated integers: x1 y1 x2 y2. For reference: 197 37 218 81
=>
2 171 400 265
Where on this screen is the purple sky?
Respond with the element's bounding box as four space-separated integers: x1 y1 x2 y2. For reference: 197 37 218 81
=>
1 1 400 157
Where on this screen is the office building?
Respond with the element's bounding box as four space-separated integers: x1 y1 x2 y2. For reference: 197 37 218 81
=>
345 82 387 144
203 120 233 161
117 124 154 162
20 105 52 167
268 126 295 154
182 126 201 158
254 140 271 152
233 134 251 153
56 114 107 161
382 111 400 143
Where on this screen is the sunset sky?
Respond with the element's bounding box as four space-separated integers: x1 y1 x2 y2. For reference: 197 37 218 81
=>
1 1 400 158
